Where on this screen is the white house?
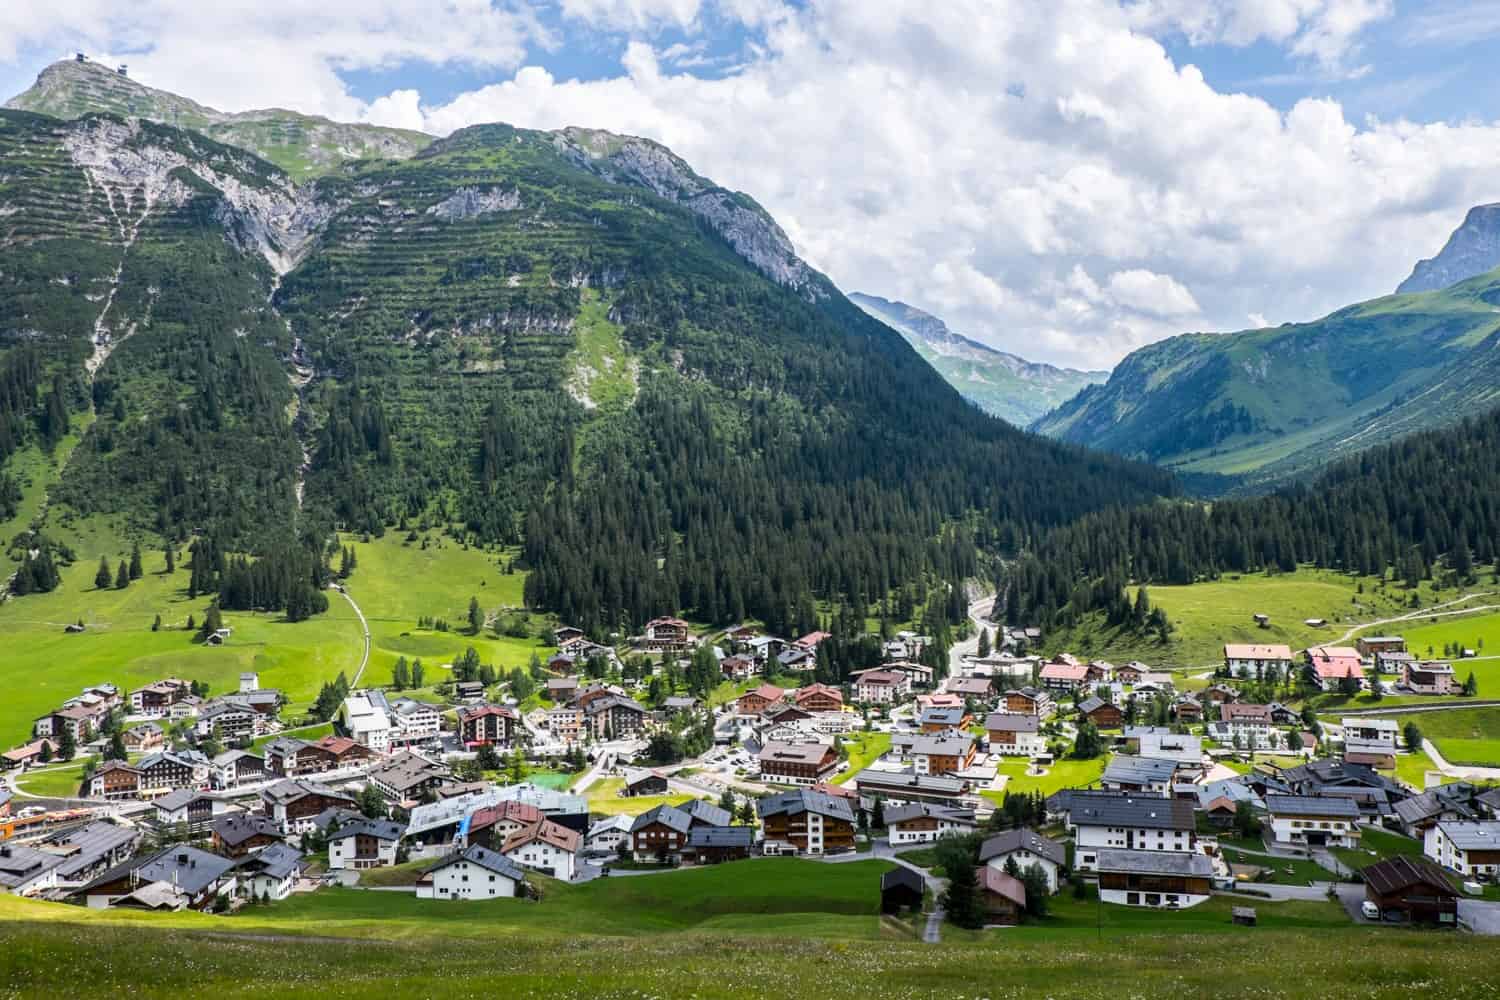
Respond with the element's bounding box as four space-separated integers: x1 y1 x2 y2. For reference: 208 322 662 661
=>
327 819 405 870
1067 795 1197 872
1223 643 1293 675
1424 820 1500 880
853 670 911 705
585 815 633 855
237 843 304 901
1095 848 1213 909
1265 795 1361 849
1341 717 1398 756
499 819 581 880
978 827 1066 893
415 845 525 900
338 692 394 753
883 803 977 846
390 698 443 744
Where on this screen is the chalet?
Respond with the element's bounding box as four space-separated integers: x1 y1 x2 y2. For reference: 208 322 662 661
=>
757 788 857 856
554 625 585 646
1173 696 1204 723
884 803 977 845
546 677 580 703
904 733 977 775
455 681 485 702
1101 756 1178 796
0 843 64 896
918 693 964 712
1076 696 1122 729
328 819 405 870
1265 795 1361 848
465 801 545 850
222 689 282 717
585 694 646 739
415 845 526 900
494 783 590 833
1404 661 1457 696
1394 785 1482 838
721 654 756 681
259 779 358 837
984 712 1044 756
368 753 452 802
1223 644 1293 675
235 843 305 901
309 734 374 770
852 768 970 808
585 814 634 855
944 676 994 700
1363 855 1458 926
1357 636 1406 658
500 819 581 880
1306 646 1365 690
547 705 584 742
1002 687 1054 718
1376 650 1416 676
979 827 1066 892
33 702 106 743
1201 683 1238 704
129 679 192 717
36 820 139 887
194 701 258 743
212 814 285 858
77 846 236 911
1067 794 1197 872
758 741 839 785
622 768 670 797
457 705 518 748
122 722 164 752
882 660 935 689
680 825 754 864
792 683 844 713
167 695 204 721
1215 703 1276 750
1341 717 1398 755
643 616 693 651
1424 820 1500 880
737 683 785 716
662 695 699 716
210 749 264 789
264 737 323 778
628 804 694 862
918 706 970 733
1038 661 1090 691
978 867 1029 923
853 670 910 704
0 739 56 772
136 750 210 796
1113 662 1149 685
881 865 925 913
87 760 141 800
150 789 229 831
1096 848 1213 908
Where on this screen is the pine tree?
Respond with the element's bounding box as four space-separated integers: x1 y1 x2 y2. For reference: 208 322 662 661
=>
114 560 130 590
95 556 112 590
468 596 483 635
976 627 991 658
128 542 143 580
106 731 127 761
412 659 426 688
57 726 76 761
152 614 162 632
164 547 175 573
392 656 410 691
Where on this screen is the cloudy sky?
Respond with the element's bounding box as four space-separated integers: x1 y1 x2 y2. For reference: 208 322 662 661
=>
5 1 1500 369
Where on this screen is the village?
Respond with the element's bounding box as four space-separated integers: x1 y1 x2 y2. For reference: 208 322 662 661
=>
2 614 1498 935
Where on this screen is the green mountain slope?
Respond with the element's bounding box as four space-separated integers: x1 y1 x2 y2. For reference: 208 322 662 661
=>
5 58 432 178
849 292 1107 425
0 64 1173 637
1031 270 1500 490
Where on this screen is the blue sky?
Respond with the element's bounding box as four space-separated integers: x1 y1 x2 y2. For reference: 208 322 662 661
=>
4 1 1500 369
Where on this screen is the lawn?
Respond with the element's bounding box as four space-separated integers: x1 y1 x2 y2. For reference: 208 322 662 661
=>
1392 748 1454 790
584 777 695 816
0 549 363 746
1394 706 1500 767
1045 568 1467 669
1220 847 1338 885
1330 827 1425 875
343 532 556 684
357 857 434 887
2 864 1497 998
1392 608 1500 668
980 756 1107 805
834 732 891 785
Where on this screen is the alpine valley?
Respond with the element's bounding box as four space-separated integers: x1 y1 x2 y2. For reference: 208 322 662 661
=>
0 58 1169 638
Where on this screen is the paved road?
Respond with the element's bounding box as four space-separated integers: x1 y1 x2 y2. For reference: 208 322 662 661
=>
1332 592 1496 645
1459 899 1500 935
949 594 996 676
336 586 372 686
1422 738 1500 781
1225 883 1333 902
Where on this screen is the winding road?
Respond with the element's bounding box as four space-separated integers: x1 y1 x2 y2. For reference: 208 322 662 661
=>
335 586 372 686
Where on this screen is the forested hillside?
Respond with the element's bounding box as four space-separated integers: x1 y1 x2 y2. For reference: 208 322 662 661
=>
1003 407 1500 629
0 66 1174 637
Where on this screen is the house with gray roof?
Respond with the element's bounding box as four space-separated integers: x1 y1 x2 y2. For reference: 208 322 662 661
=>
1265 794 1361 848
416 845 526 900
1095 848 1214 908
1425 819 1500 879
1068 794 1196 872
979 827 1066 892
1101 755 1179 796
77 845 237 910
236 843 305 901
328 818 406 870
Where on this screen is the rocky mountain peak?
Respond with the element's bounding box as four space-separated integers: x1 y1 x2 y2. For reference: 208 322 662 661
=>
1397 202 1500 294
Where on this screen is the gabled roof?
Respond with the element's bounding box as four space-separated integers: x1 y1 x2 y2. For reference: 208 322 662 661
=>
327 818 406 842
213 813 283 847
741 683 785 703
1039 662 1089 681
1102 755 1179 786
236 842 304 880
260 778 356 808
630 804 692 834
678 799 734 828
1362 855 1458 898
884 803 977 827
1070 794 1194 831
501 818 581 855
422 844 525 881
978 827 1066 867
881 865 924 894
1265 794 1361 819
1095 848 1213 877
1434 820 1500 851
83 845 234 896
978 866 1028 906
757 788 856 823
686 825 754 848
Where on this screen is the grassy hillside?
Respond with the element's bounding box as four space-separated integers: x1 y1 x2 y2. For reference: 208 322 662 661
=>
1 864 1495 998
1396 706 1500 766
1033 269 1500 488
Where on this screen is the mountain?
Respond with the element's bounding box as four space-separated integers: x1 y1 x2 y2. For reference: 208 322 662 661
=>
0 62 1173 634
1398 203 1500 294
5 57 432 178
848 293 1107 425
1032 270 1500 491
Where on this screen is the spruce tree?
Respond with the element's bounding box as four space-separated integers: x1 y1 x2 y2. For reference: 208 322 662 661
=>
95 556 112 590
114 560 130 590
128 542 143 580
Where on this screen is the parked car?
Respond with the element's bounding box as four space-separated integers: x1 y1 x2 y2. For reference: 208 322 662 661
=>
1360 901 1380 920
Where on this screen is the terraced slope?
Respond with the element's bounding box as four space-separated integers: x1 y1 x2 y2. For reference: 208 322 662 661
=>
6 59 432 178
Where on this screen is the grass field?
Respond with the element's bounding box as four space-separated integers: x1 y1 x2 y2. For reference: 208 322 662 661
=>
1384 608 1500 664
834 732 891 785
1394 706 1500 767
0 550 363 747
981 756 1107 805
3 861 1498 998
343 532 555 685
584 777 695 816
1220 847 1338 884
1392 748 1454 789
1046 568 1468 669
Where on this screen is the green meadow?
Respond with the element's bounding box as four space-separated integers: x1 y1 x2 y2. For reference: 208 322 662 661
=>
3 861 1498 999
1395 706 1500 767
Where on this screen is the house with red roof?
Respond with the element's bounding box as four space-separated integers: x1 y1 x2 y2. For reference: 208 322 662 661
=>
736 683 785 716
1305 646 1366 691
1039 661 1090 691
